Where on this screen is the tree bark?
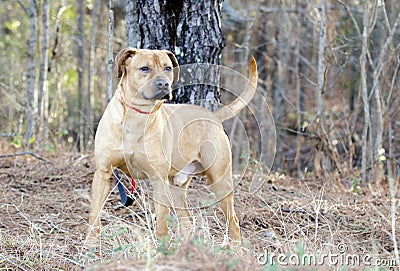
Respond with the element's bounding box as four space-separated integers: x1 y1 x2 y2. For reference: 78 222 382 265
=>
273 0 290 170
87 0 101 149
38 0 49 142
137 0 177 51
295 0 306 176
360 0 371 182
107 0 115 102
173 0 225 111
125 0 139 47
76 0 85 151
315 0 341 174
25 0 37 149
135 0 225 111
371 11 400 180
316 0 326 121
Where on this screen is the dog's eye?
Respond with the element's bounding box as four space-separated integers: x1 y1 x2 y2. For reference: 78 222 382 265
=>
139 66 151 72
164 66 172 72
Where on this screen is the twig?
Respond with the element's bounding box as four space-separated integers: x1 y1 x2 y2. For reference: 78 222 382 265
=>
72 154 94 166
15 0 29 15
0 253 28 271
0 133 16 137
0 152 52 164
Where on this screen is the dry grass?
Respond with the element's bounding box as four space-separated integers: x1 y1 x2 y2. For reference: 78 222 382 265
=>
0 149 399 270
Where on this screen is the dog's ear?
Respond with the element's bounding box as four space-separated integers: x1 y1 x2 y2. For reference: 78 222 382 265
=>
115 48 138 78
163 50 180 82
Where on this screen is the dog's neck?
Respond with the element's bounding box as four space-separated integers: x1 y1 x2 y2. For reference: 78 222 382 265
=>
120 92 163 114
118 81 164 115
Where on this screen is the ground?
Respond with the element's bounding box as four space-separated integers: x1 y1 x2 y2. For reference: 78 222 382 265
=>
0 148 399 270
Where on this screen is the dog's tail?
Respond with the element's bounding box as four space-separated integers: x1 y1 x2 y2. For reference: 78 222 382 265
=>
213 56 258 122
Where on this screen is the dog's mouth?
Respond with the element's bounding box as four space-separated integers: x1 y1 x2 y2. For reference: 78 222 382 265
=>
142 88 170 100
142 78 171 100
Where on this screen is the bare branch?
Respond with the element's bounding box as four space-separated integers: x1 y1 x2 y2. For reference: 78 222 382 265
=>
15 0 29 15
0 152 52 164
336 0 373 66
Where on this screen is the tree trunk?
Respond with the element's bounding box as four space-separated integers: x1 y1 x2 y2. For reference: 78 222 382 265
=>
295 1 306 177
173 0 225 111
371 11 400 181
137 0 176 51
87 0 101 149
272 0 289 170
125 0 139 47
360 0 371 182
38 0 49 143
135 0 225 111
107 0 115 102
316 0 326 121
315 0 338 175
25 0 37 149
77 0 85 151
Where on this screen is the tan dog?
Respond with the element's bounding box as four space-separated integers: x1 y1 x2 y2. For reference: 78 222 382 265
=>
87 48 258 245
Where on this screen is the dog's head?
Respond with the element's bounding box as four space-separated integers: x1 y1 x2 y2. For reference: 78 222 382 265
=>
116 48 179 101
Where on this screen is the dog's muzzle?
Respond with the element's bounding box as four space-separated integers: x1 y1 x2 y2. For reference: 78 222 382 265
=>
142 79 170 100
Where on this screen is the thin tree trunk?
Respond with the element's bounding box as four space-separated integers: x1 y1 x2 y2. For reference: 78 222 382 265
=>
25 0 37 149
295 1 305 177
77 0 85 151
370 10 400 180
46 6 67 149
87 0 101 149
230 10 255 171
297 5 312 174
254 1 275 173
313 0 328 174
314 0 343 174
273 0 289 170
316 0 326 120
387 120 400 265
360 1 371 182
125 0 139 47
107 0 115 102
38 0 49 143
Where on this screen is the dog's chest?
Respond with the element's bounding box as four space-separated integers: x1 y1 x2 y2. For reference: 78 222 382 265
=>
123 145 169 179
123 122 171 178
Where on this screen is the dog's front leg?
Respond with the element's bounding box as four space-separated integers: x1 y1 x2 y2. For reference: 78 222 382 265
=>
153 182 169 238
152 180 170 239
87 168 112 243
168 178 193 238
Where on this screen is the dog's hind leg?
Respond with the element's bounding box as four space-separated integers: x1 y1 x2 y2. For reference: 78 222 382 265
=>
200 139 241 244
207 169 241 244
202 152 241 244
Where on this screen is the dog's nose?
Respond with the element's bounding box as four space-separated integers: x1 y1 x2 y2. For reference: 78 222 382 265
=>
155 79 169 89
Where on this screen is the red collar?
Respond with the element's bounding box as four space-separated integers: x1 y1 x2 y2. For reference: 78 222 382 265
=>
120 94 162 114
